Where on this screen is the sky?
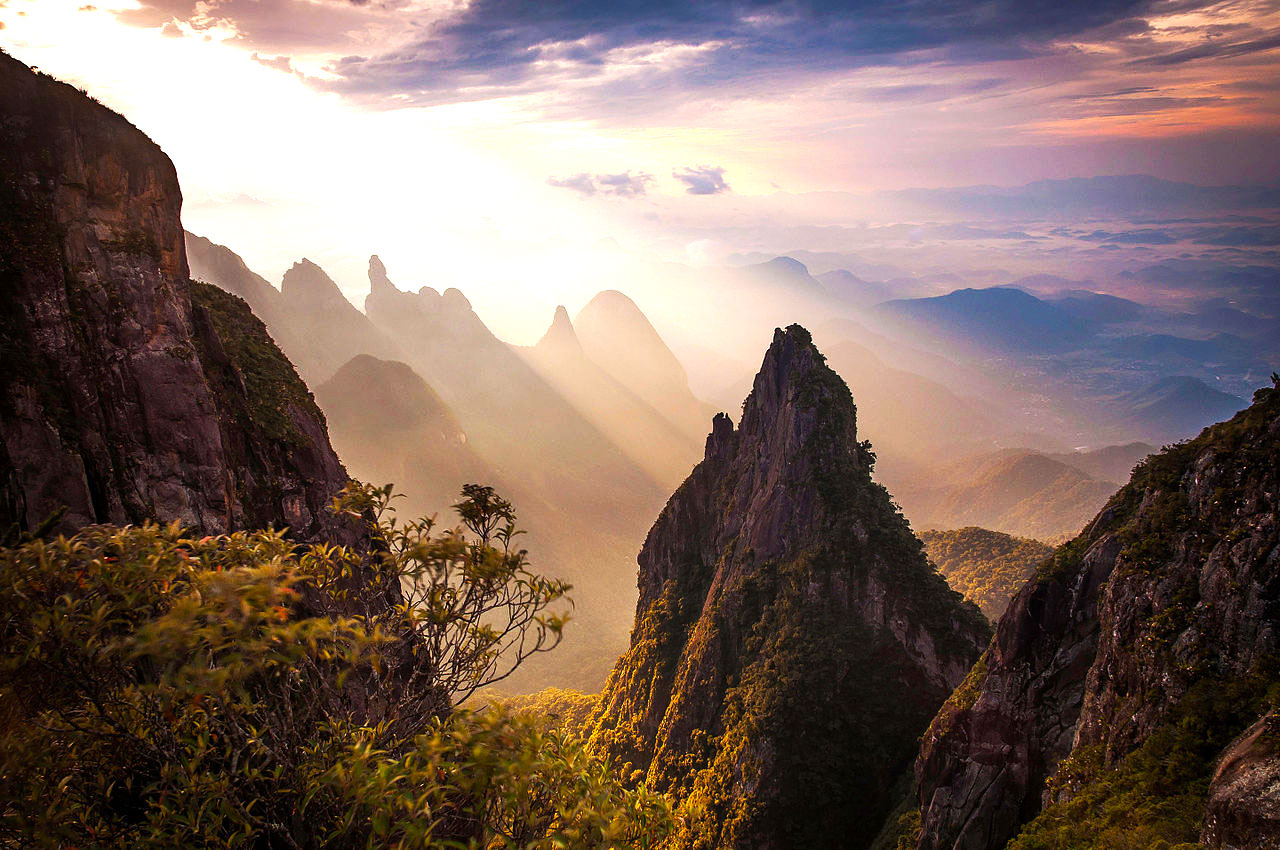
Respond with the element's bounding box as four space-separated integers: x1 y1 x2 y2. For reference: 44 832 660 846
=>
2 0 1278 340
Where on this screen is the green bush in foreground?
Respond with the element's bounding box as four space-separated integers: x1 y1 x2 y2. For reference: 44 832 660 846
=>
0 483 671 848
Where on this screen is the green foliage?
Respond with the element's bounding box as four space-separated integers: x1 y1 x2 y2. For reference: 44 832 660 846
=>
655 552 967 850
1008 674 1280 850
0 483 670 848
190 280 323 446
920 527 1053 620
494 688 601 738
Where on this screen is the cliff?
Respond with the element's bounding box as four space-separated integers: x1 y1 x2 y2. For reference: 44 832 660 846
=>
590 325 990 849
0 52 352 540
915 378 1280 849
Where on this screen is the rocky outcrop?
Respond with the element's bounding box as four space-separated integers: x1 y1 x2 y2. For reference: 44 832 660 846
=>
1202 714 1280 849
591 325 990 850
915 380 1280 849
0 52 353 540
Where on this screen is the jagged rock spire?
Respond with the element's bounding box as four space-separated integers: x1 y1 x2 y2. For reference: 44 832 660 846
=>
590 323 988 850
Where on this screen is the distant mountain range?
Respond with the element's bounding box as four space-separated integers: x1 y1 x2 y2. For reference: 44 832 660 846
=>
874 286 1096 355
188 235 719 689
890 443 1155 542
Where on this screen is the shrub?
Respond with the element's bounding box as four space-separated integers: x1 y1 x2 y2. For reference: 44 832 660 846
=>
0 483 671 848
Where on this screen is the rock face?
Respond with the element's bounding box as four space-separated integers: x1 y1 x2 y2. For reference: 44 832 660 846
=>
1202 714 1280 849
591 325 990 850
0 52 352 539
915 380 1280 849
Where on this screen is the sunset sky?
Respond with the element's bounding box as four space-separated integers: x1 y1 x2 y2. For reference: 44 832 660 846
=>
2 0 1278 339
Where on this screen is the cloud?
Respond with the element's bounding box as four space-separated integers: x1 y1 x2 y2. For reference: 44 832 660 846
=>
547 173 598 196
596 171 655 197
547 171 655 197
251 52 295 74
1135 29 1280 66
673 166 729 195
116 0 1161 106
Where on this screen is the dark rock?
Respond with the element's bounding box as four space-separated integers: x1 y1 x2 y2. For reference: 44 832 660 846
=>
915 382 1280 849
1202 714 1280 849
0 51 353 541
591 325 989 850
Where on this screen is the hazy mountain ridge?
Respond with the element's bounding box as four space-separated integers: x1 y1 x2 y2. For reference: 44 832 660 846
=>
516 303 704 489
896 449 1122 542
186 234 402 386
190 239 724 689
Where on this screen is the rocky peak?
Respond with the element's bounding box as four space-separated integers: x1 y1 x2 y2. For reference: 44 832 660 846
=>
0 52 354 541
441 287 472 313
590 324 988 850
368 254 393 293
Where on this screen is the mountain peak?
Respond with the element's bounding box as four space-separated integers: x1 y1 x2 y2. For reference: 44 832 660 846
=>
592 326 987 848
441 287 472 312
737 323 847 457
281 258 347 307
535 304 582 355
368 254 394 293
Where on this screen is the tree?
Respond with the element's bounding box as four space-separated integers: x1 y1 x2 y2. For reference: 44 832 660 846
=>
0 483 671 848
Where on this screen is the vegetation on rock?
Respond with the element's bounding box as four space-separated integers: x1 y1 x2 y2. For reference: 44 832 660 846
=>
920 527 1054 620
0 483 671 848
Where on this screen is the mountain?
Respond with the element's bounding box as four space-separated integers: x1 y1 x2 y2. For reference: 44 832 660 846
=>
590 326 989 850
875 287 1095 355
1044 441 1155 483
0 52 352 540
896 450 1121 542
885 175 1280 219
817 268 898 308
914 379 1280 849
361 258 671 689
187 234 401 385
573 290 717 445
315 355 500 517
1116 375 1248 443
362 259 662 518
186 232 286 326
735 256 824 294
817 334 996 459
1045 290 1147 324
517 306 700 489
919 528 1054 621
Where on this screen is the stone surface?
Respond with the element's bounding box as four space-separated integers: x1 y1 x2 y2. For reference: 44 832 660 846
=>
0 52 353 540
915 381 1280 849
591 325 989 850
